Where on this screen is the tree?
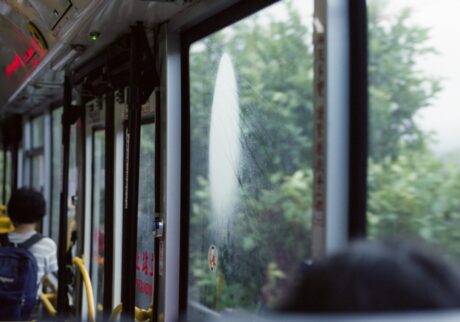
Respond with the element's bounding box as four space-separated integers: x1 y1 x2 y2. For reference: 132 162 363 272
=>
368 1 441 161
187 0 456 313
189 1 313 311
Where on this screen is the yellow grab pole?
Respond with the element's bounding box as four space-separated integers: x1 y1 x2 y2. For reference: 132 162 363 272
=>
110 303 153 322
73 256 96 322
39 293 57 317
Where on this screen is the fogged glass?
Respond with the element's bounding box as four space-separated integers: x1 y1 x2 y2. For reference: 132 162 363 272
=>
188 0 313 314
91 130 105 313
367 1 460 258
51 108 63 243
69 126 78 219
135 123 155 308
31 155 44 193
31 116 44 148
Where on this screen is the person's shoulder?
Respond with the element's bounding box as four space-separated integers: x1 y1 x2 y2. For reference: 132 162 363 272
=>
35 236 57 251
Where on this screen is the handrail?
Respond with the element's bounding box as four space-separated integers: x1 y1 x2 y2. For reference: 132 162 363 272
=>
0 215 14 233
39 293 57 317
110 303 153 322
0 204 14 233
73 256 96 322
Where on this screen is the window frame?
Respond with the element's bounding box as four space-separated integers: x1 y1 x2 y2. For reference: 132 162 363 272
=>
180 0 300 319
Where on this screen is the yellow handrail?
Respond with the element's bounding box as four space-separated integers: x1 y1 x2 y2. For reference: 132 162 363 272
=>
110 303 123 321
73 256 96 322
39 293 57 317
110 303 153 322
0 204 14 233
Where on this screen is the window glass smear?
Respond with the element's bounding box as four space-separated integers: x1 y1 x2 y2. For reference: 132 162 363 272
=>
188 0 313 314
368 1 460 258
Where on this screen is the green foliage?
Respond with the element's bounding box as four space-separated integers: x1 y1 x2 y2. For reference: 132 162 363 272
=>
368 150 460 258
188 0 460 314
188 1 315 311
368 0 441 161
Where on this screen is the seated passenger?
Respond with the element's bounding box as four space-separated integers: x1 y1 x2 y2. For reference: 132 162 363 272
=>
0 188 58 320
277 238 460 312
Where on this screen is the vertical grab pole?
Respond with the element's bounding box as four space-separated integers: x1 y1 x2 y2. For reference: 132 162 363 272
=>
121 23 143 320
57 74 72 316
103 91 115 318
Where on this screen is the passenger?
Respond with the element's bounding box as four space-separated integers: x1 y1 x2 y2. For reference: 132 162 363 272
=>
277 238 460 312
5 188 58 286
0 188 58 319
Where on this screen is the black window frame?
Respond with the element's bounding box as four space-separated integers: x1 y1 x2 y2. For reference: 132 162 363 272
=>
348 0 368 239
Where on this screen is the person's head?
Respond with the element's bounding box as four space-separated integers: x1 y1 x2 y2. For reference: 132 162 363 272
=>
277 238 460 313
7 187 46 225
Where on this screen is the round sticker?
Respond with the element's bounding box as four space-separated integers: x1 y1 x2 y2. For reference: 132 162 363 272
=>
27 22 48 50
208 245 218 272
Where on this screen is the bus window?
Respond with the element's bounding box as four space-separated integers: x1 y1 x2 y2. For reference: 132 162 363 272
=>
0 149 12 204
51 108 63 243
367 1 460 258
30 116 44 192
188 0 313 314
135 123 155 308
91 130 105 315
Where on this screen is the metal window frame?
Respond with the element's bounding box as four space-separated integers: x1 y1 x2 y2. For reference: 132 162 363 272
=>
178 1 290 320
347 0 368 239
163 0 357 320
121 24 144 320
57 74 73 315
103 92 115 318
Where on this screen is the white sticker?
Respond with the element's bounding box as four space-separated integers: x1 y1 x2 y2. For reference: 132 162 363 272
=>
208 245 218 272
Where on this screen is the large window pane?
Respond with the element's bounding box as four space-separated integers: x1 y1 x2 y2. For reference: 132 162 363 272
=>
368 1 460 258
135 123 155 308
188 0 313 314
91 130 105 314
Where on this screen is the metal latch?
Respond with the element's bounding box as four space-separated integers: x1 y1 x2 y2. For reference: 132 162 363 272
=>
153 217 164 238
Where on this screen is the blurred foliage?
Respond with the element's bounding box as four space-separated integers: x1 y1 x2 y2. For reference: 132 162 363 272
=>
188 0 460 314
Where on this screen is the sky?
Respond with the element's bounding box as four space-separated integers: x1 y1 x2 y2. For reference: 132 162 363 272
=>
384 0 460 156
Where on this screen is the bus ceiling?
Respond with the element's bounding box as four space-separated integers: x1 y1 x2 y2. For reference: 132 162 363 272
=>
0 0 196 117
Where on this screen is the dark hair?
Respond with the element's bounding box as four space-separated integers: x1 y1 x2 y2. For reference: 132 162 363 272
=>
277 238 460 312
7 188 46 224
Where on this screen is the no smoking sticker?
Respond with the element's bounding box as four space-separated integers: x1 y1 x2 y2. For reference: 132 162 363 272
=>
208 245 218 272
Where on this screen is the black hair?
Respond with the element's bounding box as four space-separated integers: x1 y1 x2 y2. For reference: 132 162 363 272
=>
7 187 46 224
277 238 460 312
